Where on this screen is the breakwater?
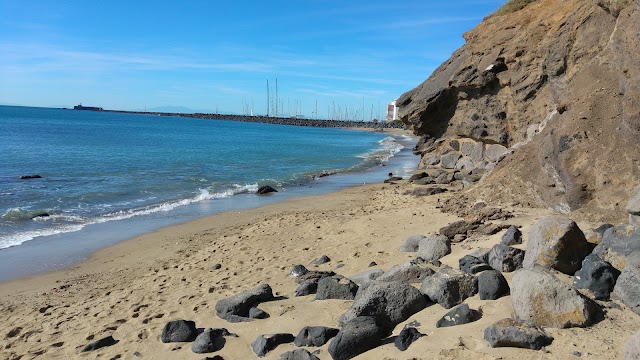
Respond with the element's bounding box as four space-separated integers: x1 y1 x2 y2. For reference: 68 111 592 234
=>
101 109 403 129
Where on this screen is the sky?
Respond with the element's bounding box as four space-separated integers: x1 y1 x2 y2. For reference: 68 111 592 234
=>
0 0 505 118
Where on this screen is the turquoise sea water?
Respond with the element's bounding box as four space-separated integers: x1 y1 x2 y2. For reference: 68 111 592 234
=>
0 106 416 278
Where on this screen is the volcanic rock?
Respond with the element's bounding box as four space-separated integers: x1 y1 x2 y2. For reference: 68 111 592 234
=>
478 270 510 300
524 216 592 274
394 327 423 351
375 261 435 283
316 275 358 300
215 284 274 322
420 266 478 309
257 185 278 195
435 303 482 328
573 254 620 300
500 225 522 246
511 267 601 328
251 333 295 357
484 318 553 350
613 253 640 315
161 320 198 343
328 316 392 360
293 326 339 347
81 335 118 352
488 244 525 272
416 234 451 262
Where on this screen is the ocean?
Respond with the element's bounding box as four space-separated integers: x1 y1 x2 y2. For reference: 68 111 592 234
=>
0 105 418 280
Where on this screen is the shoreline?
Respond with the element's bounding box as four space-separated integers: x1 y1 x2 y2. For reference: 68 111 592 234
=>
2 175 639 359
0 128 417 282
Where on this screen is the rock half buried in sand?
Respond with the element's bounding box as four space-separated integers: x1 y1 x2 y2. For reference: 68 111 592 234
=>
435 303 482 328
511 267 601 328
251 333 295 357
394 327 423 351
279 348 320 360
312 255 331 265
484 318 553 350
161 319 198 343
293 326 339 347
192 328 225 354
339 281 428 328
420 266 478 309
256 185 278 195
328 316 392 360
573 254 620 300
375 261 434 284
488 244 525 273
524 216 592 274
417 234 451 262
315 275 358 300
81 335 119 352
478 270 510 300
215 284 274 322
400 235 425 252
613 253 640 315
290 264 309 277
439 220 479 239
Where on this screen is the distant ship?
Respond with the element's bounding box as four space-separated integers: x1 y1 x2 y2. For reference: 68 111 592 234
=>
73 104 103 111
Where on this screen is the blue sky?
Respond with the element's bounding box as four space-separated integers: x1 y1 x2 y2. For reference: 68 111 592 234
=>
0 0 504 118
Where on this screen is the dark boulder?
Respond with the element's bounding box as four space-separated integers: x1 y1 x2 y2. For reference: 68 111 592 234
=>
459 255 492 274
394 327 423 351
81 335 118 352
488 244 525 272
500 225 522 245
573 254 620 300
315 275 358 300
420 266 478 309
19 175 42 179
484 318 553 350
192 328 225 354
403 187 447 196
478 270 510 300
249 307 269 319
293 326 339 347
257 185 278 195
215 284 274 322
279 349 320 360
161 320 198 343
409 172 429 181
251 333 295 357
328 316 392 360
340 281 428 328
435 303 482 328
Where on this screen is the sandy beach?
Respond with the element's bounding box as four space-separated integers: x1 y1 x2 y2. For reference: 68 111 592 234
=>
2 173 638 360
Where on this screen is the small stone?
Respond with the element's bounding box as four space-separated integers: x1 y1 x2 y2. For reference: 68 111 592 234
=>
312 255 331 265
257 185 278 195
368 261 377 267
81 336 118 352
290 265 308 277
478 270 510 300
435 303 482 328
294 326 339 347
192 328 224 354
161 320 198 343
394 327 423 351
211 263 222 270
251 333 295 357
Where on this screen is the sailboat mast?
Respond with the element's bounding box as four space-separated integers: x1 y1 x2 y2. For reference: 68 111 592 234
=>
275 78 278 117
266 79 270 116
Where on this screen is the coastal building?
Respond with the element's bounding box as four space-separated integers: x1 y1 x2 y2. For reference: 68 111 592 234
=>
386 100 398 122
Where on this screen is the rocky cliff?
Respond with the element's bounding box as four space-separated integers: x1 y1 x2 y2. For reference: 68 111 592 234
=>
398 0 640 221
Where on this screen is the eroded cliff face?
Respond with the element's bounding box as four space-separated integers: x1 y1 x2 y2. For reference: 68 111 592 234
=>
398 0 640 220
